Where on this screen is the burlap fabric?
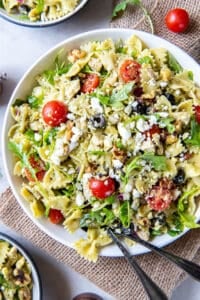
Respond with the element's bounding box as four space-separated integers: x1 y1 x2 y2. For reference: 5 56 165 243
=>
1 189 200 300
111 0 200 62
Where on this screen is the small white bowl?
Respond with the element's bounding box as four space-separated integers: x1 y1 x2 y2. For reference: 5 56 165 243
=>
0 232 42 299
2 28 200 257
0 0 88 27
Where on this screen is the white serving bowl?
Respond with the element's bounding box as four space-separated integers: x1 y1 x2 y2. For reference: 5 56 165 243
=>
2 29 200 257
0 0 88 27
0 232 42 299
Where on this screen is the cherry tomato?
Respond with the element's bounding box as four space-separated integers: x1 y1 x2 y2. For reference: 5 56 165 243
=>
81 74 100 93
165 8 189 33
89 177 116 199
194 106 200 124
145 125 161 138
24 155 46 182
120 60 141 83
42 100 68 127
146 179 174 211
49 209 64 224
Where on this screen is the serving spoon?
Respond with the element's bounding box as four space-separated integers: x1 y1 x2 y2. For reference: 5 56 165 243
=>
114 225 200 282
107 228 168 300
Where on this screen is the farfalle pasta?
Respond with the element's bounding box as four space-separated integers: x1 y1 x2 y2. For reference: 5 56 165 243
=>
8 35 200 262
2 0 79 22
0 240 32 299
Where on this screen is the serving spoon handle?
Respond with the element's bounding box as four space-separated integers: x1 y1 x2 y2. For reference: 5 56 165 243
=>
107 228 168 300
118 230 200 282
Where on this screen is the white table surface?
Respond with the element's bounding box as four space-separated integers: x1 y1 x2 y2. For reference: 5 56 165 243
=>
0 1 200 299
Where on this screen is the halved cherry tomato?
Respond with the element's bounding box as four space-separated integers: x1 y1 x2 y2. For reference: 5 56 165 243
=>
42 100 68 127
89 177 116 199
81 73 100 93
24 155 46 182
145 125 161 138
165 8 189 33
120 60 141 83
146 179 174 211
194 106 200 124
49 209 64 224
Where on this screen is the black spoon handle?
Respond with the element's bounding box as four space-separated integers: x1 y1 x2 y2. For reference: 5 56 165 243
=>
119 232 200 282
107 229 168 300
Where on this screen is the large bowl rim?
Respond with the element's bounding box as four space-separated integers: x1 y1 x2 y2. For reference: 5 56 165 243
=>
0 0 88 28
0 232 42 299
2 28 200 257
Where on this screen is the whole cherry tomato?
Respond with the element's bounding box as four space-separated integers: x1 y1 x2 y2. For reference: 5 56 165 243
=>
81 73 100 93
24 155 46 182
42 100 68 127
89 177 116 199
194 106 200 124
165 8 189 33
119 59 141 83
49 209 64 224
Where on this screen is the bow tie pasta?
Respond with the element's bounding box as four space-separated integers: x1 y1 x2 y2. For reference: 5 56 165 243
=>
8 35 200 262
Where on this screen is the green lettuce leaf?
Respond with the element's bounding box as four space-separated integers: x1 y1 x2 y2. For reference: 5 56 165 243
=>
119 201 131 228
80 208 115 227
142 152 167 171
111 82 134 103
167 52 183 73
185 119 200 146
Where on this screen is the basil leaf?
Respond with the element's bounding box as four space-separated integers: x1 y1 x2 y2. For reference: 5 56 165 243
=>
81 64 93 73
43 128 58 145
43 70 56 85
119 201 131 228
111 82 134 103
167 213 184 236
91 92 110 106
28 95 43 109
185 119 200 146
142 152 167 171
112 1 127 18
167 52 183 73
12 98 25 106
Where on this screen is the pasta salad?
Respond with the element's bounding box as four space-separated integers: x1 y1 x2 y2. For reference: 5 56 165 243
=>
8 35 200 262
1 0 79 21
0 239 32 299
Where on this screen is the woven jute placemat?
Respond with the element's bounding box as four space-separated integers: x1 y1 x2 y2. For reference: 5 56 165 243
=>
1 188 200 300
111 0 200 62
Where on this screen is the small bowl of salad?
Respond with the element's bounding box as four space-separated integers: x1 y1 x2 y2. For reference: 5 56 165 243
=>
0 0 88 27
0 232 42 299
